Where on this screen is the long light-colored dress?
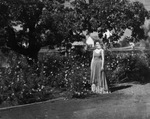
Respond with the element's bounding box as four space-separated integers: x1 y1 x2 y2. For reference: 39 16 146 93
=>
90 49 109 94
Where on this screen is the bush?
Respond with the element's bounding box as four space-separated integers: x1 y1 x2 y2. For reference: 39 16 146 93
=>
59 55 91 98
44 50 92 98
105 50 150 84
1 48 150 107
0 49 92 106
0 51 54 106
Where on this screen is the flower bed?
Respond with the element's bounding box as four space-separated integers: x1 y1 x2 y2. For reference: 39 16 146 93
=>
0 49 150 107
105 50 150 84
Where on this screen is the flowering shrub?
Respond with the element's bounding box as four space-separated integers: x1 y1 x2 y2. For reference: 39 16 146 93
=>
105 50 150 84
0 50 92 106
58 51 92 98
41 50 92 98
0 49 150 107
0 51 54 106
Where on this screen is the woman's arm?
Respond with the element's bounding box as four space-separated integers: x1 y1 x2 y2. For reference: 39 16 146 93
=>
101 49 104 70
92 50 94 59
90 50 94 70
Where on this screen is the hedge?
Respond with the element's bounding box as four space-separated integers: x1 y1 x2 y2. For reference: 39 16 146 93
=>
0 48 150 107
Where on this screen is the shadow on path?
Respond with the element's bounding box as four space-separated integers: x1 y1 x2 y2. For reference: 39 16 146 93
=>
110 84 132 92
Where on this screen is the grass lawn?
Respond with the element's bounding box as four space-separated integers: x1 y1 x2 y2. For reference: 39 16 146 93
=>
1 82 150 119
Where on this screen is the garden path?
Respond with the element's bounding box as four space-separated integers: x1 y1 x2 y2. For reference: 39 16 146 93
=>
1 82 150 119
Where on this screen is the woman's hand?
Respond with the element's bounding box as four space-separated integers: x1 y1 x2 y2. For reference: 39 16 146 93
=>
101 67 104 71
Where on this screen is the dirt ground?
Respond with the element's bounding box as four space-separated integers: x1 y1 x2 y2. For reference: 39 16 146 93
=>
1 82 150 119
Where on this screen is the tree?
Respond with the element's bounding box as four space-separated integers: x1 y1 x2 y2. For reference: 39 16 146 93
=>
40 1 72 48
0 1 10 47
0 0 76 60
0 0 149 63
128 1 149 41
40 0 88 55
0 0 72 64
0 0 46 64
68 0 149 47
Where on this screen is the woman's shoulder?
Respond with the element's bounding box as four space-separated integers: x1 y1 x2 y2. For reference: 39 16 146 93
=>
101 49 104 52
99 49 104 52
101 49 105 54
93 48 103 51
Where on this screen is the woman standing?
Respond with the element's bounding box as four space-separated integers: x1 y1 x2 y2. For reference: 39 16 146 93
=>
90 40 110 94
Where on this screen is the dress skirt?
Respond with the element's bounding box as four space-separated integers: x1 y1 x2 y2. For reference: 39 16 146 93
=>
90 58 109 94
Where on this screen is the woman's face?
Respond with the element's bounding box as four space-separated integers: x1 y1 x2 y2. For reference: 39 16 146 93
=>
95 42 101 49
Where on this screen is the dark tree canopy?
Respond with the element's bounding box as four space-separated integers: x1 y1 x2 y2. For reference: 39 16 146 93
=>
0 0 45 64
0 0 149 64
69 0 149 45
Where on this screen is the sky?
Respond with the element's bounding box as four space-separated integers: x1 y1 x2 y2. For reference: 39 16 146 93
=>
130 0 150 10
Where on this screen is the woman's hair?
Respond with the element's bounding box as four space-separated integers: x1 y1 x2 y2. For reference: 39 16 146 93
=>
94 40 99 44
94 40 103 48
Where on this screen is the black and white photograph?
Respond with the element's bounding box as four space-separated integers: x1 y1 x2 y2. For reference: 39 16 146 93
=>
0 0 150 118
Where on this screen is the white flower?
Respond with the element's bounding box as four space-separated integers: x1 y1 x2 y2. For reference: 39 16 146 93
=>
41 85 45 89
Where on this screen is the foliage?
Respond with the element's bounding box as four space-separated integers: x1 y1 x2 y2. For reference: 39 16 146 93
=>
40 50 92 98
0 0 45 63
0 49 92 106
0 0 149 64
69 0 149 46
105 50 150 84
0 0 69 63
1 47 150 106
0 51 55 105
119 36 131 47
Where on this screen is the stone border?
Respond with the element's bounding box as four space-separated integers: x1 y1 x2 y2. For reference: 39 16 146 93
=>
0 97 65 111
